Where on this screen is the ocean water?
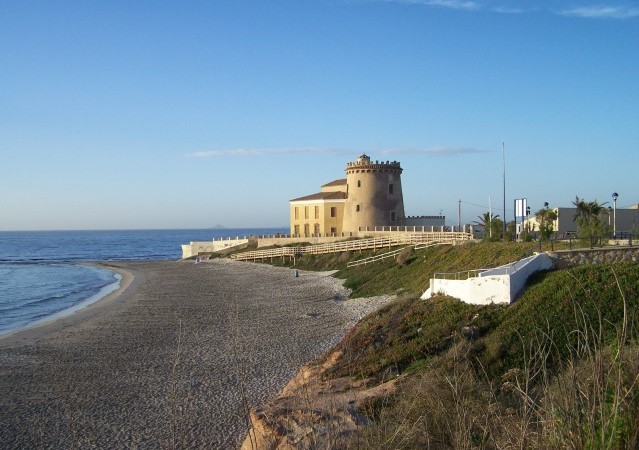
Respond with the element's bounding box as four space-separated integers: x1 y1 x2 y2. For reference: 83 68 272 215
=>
0 228 287 335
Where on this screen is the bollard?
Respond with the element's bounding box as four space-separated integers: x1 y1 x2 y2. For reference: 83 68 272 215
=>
294 269 299 278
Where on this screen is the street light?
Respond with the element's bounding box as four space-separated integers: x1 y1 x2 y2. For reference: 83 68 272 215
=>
608 207 613 227
612 192 619 237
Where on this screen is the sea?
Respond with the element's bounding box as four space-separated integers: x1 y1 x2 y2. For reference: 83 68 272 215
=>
0 228 287 336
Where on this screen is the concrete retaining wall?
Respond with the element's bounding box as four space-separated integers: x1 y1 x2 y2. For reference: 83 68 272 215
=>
425 273 511 305
422 247 639 305
548 247 639 266
181 238 250 259
422 253 554 305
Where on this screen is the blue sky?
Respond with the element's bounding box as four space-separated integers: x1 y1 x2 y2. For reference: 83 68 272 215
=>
1 0 637 230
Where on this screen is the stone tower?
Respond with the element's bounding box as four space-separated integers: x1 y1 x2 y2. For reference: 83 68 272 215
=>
342 154 405 233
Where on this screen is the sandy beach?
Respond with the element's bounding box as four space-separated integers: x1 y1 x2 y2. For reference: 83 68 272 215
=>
0 259 390 449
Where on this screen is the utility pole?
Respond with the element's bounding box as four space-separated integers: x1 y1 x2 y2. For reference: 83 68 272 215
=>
458 199 461 231
489 194 492 239
502 142 506 239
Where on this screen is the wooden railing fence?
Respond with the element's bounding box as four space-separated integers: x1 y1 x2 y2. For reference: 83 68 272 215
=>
231 232 472 262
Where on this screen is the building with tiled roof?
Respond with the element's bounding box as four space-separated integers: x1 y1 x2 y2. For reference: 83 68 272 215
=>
289 179 349 237
289 154 438 237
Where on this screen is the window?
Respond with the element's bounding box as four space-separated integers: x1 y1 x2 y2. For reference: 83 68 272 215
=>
389 183 394 195
357 180 361 187
330 227 337 234
304 206 309 219
314 224 320 236
304 224 310 237
330 207 336 217
356 205 360 212
294 207 299 220
294 225 300 236
314 206 319 219
390 211 396 222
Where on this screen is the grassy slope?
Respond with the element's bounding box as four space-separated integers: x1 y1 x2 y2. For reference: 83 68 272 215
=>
332 261 639 378
258 241 639 448
268 241 538 297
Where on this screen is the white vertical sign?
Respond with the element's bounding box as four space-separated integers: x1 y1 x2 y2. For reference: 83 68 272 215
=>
515 198 527 217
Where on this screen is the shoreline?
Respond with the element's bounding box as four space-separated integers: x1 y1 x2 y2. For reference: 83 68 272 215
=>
0 263 136 347
0 259 390 449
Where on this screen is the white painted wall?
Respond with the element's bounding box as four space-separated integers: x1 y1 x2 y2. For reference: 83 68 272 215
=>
507 254 553 299
181 238 249 259
421 253 554 305
426 274 511 304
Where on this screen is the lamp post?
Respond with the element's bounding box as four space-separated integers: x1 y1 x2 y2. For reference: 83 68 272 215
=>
612 192 619 237
608 207 612 227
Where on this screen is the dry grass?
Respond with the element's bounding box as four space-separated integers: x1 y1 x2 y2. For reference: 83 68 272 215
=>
339 264 639 449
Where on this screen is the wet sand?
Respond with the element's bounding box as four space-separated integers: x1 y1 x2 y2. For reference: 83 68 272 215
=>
0 259 390 449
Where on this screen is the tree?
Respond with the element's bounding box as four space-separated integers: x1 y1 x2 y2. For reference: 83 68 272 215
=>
572 196 609 242
505 220 516 242
535 207 558 241
489 218 504 241
473 212 500 241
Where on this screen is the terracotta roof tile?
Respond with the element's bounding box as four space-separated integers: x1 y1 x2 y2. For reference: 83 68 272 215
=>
321 179 347 187
290 191 347 202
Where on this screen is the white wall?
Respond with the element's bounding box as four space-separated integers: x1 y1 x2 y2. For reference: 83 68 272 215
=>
421 253 554 305
426 274 511 305
181 238 249 259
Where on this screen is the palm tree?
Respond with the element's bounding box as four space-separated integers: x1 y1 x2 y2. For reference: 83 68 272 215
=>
573 196 609 241
473 212 500 240
573 196 589 224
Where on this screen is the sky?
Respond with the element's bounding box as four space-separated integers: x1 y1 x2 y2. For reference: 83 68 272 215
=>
1 0 638 231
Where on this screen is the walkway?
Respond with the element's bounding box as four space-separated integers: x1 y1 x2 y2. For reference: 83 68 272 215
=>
231 232 473 262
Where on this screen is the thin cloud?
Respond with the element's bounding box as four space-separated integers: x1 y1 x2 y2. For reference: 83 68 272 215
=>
375 0 479 11
561 5 639 19
186 147 347 158
378 146 491 156
354 0 639 19
492 6 527 15
186 146 489 158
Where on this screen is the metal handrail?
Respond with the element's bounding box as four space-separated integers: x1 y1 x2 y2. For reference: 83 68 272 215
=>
433 269 488 280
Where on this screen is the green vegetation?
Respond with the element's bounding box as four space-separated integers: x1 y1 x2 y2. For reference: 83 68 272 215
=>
252 240 639 449
267 241 537 298
341 261 639 449
573 195 611 241
329 294 505 380
535 206 558 242
474 212 504 241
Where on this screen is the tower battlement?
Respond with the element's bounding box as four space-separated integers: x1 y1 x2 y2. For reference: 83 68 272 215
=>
345 154 402 174
342 153 405 233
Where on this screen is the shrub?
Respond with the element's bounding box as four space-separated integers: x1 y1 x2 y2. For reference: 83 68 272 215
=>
395 246 415 266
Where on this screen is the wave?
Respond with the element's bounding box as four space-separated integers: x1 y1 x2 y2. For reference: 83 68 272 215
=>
3 285 104 311
0 262 120 335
